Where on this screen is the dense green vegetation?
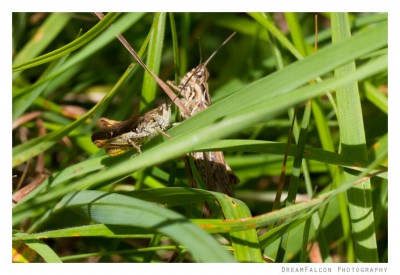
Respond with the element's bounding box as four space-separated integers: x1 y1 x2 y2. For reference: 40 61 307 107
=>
12 12 387 263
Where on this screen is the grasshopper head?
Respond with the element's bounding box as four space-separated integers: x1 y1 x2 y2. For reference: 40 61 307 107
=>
194 65 209 84
155 103 171 130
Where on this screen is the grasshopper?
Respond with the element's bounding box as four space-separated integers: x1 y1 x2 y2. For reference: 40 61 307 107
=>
167 32 239 198
91 103 171 156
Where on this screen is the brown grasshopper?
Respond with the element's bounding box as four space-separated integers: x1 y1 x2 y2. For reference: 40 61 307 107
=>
91 103 171 156
167 32 239 198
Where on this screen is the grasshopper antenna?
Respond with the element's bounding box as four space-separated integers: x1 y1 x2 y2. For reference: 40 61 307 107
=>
179 31 237 92
198 37 203 65
203 32 237 67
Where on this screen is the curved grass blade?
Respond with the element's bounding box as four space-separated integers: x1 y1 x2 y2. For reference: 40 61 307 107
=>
12 13 120 72
55 190 235 263
23 239 62 263
13 13 145 99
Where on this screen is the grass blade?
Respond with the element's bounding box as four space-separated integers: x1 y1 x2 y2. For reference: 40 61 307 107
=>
55 190 235 262
140 13 166 111
331 12 378 262
12 13 120 72
12 13 70 74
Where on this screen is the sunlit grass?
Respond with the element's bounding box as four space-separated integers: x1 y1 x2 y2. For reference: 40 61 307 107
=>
12 12 388 263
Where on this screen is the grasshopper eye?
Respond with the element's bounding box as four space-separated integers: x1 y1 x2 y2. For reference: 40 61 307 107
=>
196 68 205 79
157 104 165 114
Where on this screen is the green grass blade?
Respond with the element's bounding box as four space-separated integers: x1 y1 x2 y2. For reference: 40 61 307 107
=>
12 13 120 72
13 54 69 120
196 140 387 178
24 239 63 263
284 13 308 56
140 13 166 111
331 12 378 263
14 224 153 240
168 13 180 83
213 193 264 262
13 13 145 99
248 12 303 60
55 190 235 262
363 81 388 114
12 13 70 74
276 102 312 262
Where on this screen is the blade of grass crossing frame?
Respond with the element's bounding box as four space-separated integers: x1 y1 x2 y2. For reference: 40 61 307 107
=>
331 12 378 263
